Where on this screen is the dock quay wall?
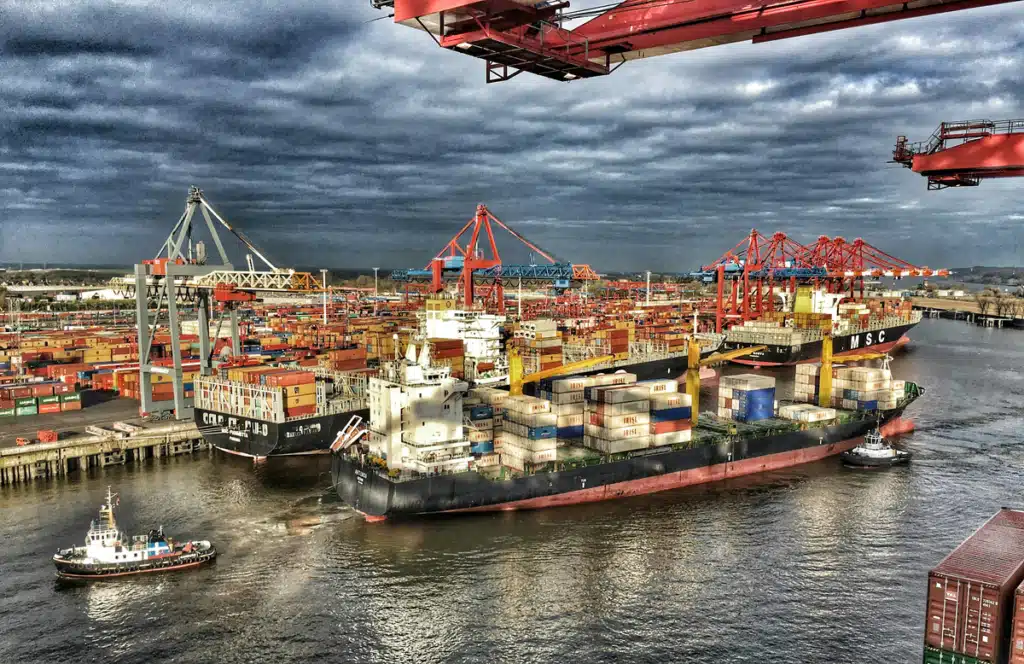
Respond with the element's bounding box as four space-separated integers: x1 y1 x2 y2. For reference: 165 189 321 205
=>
0 422 207 486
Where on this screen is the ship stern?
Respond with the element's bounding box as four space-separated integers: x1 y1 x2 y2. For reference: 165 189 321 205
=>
331 454 393 520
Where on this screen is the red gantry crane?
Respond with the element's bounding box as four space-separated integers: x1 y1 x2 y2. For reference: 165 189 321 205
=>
893 119 1024 189
695 229 947 331
369 0 1020 83
389 204 599 312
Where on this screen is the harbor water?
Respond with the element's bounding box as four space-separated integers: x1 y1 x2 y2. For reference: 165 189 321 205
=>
1 318 1022 663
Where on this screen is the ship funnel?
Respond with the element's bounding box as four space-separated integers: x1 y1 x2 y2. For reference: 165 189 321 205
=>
417 341 431 368
405 342 417 363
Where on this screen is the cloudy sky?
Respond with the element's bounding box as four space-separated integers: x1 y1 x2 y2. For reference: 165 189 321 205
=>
1 1 1021 273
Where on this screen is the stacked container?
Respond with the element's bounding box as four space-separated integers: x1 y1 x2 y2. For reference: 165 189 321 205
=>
777 403 837 423
717 374 776 422
463 402 495 455
501 395 557 471
924 509 1024 664
514 320 563 374
584 377 651 454
793 364 906 411
428 338 465 379
646 387 693 446
545 375 588 446
468 386 507 453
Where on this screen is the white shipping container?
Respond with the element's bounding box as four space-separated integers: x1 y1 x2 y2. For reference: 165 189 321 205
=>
553 402 585 416
552 390 584 405
587 412 650 428
506 411 557 428
502 440 557 461
502 432 557 453
468 430 492 443
504 395 551 415
585 435 651 454
638 379 677 394
467 417 494 430
719 387 733 399
584 423 648 440
552 376 590 393
589 373 638 387
720 374 776 390
585 400 649 416
650 392 691 410
652 429 692 446
556 414 584 428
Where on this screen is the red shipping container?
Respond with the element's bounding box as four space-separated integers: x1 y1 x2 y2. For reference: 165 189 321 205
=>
265 372 315 387
651 420 692 434
38 403 62 414
1011 583 1024 664
926 509 1024 664
284 405 316 417
0 399 13 409
61 400 83 411
31 385 54 397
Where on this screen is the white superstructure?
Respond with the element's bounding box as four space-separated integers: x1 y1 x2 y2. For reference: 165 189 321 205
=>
368 342 473 475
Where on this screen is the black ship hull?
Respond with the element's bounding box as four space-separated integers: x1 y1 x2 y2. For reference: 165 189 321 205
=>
724 322 918 366
332 401 915 521
195 407 369 458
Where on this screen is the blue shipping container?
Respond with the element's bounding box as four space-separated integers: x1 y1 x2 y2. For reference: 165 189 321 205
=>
651 407 692 422
528 425 557 440
184 382 194 391
469 405 493 420
470 441 494 455
556 425 584 439
858 400 878 410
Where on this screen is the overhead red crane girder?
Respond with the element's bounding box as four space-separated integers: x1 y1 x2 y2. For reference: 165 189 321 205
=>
894 119 1024 189
387 0 1022 82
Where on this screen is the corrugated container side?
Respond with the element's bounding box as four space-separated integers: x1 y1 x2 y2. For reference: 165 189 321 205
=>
925 509 1024 664
1009 584 1024 664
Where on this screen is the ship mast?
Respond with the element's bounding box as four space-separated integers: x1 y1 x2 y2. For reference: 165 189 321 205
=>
102 486 118 529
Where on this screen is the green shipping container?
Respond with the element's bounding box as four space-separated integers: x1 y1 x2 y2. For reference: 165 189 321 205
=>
16 406 38 417
15 397 37 407
60 393 82 403
39 395 61 405
0 408 15 417
922 647 981 664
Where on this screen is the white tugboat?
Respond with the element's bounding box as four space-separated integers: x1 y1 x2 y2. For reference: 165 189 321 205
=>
840 430 912 468
53 487 216 580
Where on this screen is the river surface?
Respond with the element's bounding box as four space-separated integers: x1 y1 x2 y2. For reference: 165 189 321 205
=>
1 318 1022 663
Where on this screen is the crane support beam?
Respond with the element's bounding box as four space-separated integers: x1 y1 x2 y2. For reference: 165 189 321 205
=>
894 119 1024 189
388 0 1022 82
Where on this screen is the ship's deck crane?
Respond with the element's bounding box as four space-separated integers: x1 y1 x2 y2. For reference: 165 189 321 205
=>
389 203 598 313
893 119 1024 189
370 0 1020 83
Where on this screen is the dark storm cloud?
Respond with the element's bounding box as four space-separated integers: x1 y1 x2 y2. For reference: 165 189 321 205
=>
1 0 1022 272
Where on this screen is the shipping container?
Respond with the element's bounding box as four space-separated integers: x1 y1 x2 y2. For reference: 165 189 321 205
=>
925 509 1024 664
1009 582 1024 664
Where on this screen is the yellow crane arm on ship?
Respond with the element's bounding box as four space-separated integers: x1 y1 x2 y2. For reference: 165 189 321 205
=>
817 332 889 407
508 347 615 396
683 338 768 425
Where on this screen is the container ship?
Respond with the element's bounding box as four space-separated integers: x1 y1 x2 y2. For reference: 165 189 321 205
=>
331 341 922 521
722 288 922 366
194 364 369 458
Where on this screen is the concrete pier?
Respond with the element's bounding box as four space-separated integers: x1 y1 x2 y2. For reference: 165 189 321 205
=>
0 422 208 486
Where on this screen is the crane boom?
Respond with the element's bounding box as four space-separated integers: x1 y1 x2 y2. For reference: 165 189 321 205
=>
380 0 1021 82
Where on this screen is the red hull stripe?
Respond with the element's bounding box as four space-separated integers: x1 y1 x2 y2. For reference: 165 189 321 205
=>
56 559 212 579
438 435 864 515
733 335 910 367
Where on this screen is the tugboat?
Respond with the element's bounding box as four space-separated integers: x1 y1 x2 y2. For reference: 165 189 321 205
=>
53 487 216 580
841 430 912 468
